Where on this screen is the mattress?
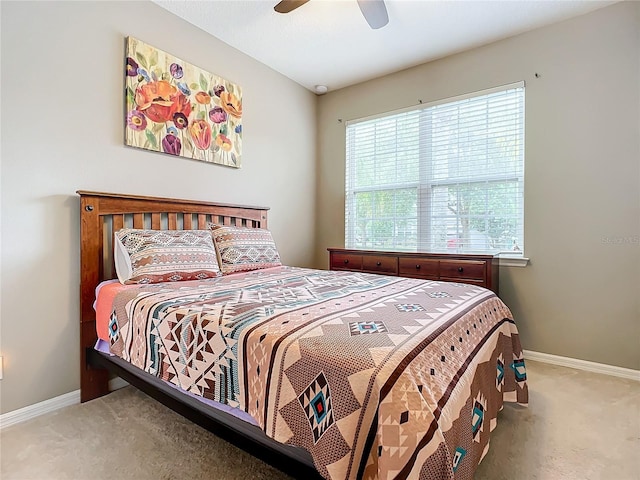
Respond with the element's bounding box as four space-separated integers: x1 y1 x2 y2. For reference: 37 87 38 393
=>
97 266 528 480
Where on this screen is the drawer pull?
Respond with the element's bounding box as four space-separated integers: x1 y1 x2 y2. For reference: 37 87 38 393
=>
458 267 464 273
344 259 349 264
415 264 421 269
376 261 382 266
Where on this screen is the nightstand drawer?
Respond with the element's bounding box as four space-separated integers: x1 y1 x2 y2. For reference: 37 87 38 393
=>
362 255 398 274
399 257 439 278
330 252 363 270
439 260 486 280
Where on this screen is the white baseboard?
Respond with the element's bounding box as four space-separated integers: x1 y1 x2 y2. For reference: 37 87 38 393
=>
524 350 640 381
0 390 80 430
0 377 130 430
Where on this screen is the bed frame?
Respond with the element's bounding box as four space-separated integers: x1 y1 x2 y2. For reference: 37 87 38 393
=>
77 190 321 479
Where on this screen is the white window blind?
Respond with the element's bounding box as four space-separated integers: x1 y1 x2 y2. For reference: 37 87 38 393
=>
345 83 524 255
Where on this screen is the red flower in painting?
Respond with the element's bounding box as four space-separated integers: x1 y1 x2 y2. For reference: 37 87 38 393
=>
189 120 212 150
135 81 192 123
173 93 192 120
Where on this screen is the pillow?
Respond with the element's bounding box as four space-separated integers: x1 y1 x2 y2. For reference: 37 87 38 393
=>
114 229 221 284
208 224 281 274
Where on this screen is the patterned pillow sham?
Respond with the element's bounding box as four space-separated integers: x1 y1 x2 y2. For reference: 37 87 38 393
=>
208 224 282 274
114 229 221 284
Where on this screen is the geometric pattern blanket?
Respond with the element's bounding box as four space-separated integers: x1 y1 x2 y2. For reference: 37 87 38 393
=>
107 266 528 480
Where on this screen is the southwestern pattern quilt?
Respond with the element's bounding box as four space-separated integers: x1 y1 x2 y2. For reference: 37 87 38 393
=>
107 266 528 480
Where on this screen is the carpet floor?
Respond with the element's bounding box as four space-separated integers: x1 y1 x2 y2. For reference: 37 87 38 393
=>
1 360 639 479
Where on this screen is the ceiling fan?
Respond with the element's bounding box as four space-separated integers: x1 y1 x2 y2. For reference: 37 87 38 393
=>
274 0 389 30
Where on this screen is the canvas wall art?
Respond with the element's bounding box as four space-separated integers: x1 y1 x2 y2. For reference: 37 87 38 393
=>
125 37 242 168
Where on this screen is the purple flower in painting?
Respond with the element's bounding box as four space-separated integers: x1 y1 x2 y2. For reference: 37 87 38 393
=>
169 63 184 79
162 134 182 155
213 85 225 97
208 106 227 124
126 57 139 77
177 82 191 96
137 68 151 82
127 110 147 131
166 126 178 136
235 124 242 134
173 112 189 130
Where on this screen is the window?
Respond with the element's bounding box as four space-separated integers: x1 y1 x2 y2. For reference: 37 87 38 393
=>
345 82 524 255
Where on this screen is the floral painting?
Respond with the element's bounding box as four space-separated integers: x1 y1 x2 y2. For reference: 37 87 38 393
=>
125 37 242 168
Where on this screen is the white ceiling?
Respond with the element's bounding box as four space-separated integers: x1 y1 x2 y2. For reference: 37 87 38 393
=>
154 0 615 94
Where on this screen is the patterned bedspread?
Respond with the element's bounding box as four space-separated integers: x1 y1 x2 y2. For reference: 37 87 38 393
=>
107 266 528 479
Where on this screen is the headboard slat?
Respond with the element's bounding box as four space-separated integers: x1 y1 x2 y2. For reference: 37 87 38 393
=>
168 213 178 230
184 214 193 230
133 213 144 228
151 213 161 230
113 214 124 232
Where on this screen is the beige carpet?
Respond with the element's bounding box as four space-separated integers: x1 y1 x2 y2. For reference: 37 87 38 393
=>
1 360 639 480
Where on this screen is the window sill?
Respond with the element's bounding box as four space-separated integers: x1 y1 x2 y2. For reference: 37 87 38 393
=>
497 256 529 267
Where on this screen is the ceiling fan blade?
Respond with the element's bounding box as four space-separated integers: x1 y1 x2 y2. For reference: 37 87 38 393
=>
356 0 389 29
274 0 311 14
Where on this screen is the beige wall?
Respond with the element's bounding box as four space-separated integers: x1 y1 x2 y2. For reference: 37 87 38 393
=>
316 2 640 369
0 1 317 413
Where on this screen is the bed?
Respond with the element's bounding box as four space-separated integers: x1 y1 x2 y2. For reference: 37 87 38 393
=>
78 190 528 480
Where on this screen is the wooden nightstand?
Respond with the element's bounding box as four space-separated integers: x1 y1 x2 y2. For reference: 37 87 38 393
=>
328 248 499 295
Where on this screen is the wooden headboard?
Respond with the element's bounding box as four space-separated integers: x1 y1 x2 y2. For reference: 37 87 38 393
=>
77 190 270 401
